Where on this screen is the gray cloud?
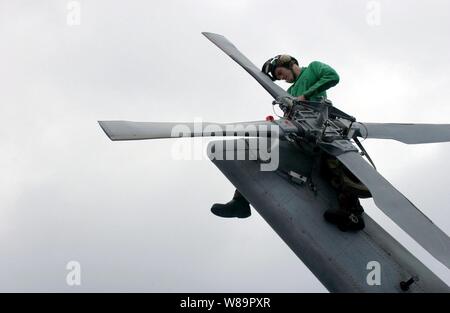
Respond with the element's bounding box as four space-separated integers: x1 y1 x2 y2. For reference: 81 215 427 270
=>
1 0 449 291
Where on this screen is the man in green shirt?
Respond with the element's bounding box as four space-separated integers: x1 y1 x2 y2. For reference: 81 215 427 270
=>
262 54 339 102
211 55 365 231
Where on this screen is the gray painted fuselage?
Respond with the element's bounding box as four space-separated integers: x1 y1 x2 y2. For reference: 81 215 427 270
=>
209 138 449 293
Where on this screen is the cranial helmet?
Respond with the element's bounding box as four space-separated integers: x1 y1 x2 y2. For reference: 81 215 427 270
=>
261 54 299 81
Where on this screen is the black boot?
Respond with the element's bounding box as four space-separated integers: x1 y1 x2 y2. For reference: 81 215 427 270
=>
211 190 251 218
323 209 365 232
323 193 365 232
339 193 364 217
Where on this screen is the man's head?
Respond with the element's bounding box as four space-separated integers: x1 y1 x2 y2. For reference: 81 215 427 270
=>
262 54 299 83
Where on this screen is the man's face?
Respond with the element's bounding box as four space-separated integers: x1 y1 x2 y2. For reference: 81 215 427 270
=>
274 67 294 83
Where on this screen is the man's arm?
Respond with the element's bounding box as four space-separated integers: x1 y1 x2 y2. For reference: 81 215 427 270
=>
302 61 340 99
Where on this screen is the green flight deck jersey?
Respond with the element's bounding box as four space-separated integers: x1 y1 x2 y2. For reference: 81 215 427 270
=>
287 61 340 101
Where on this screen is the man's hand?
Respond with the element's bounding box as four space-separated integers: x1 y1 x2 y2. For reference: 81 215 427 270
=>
297 95 307 102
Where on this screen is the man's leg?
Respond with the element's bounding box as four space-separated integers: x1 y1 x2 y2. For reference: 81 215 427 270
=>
320 153 366 231
211 189 251 218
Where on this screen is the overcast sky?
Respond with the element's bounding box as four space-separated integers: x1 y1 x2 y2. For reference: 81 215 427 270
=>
1 0 450 292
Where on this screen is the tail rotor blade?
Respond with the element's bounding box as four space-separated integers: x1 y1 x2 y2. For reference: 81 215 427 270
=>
202 32 290 100
336 151 450 268
354 122 450 144
98 120 277 141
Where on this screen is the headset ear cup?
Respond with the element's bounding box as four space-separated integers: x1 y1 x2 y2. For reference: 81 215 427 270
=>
262 59 276 80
